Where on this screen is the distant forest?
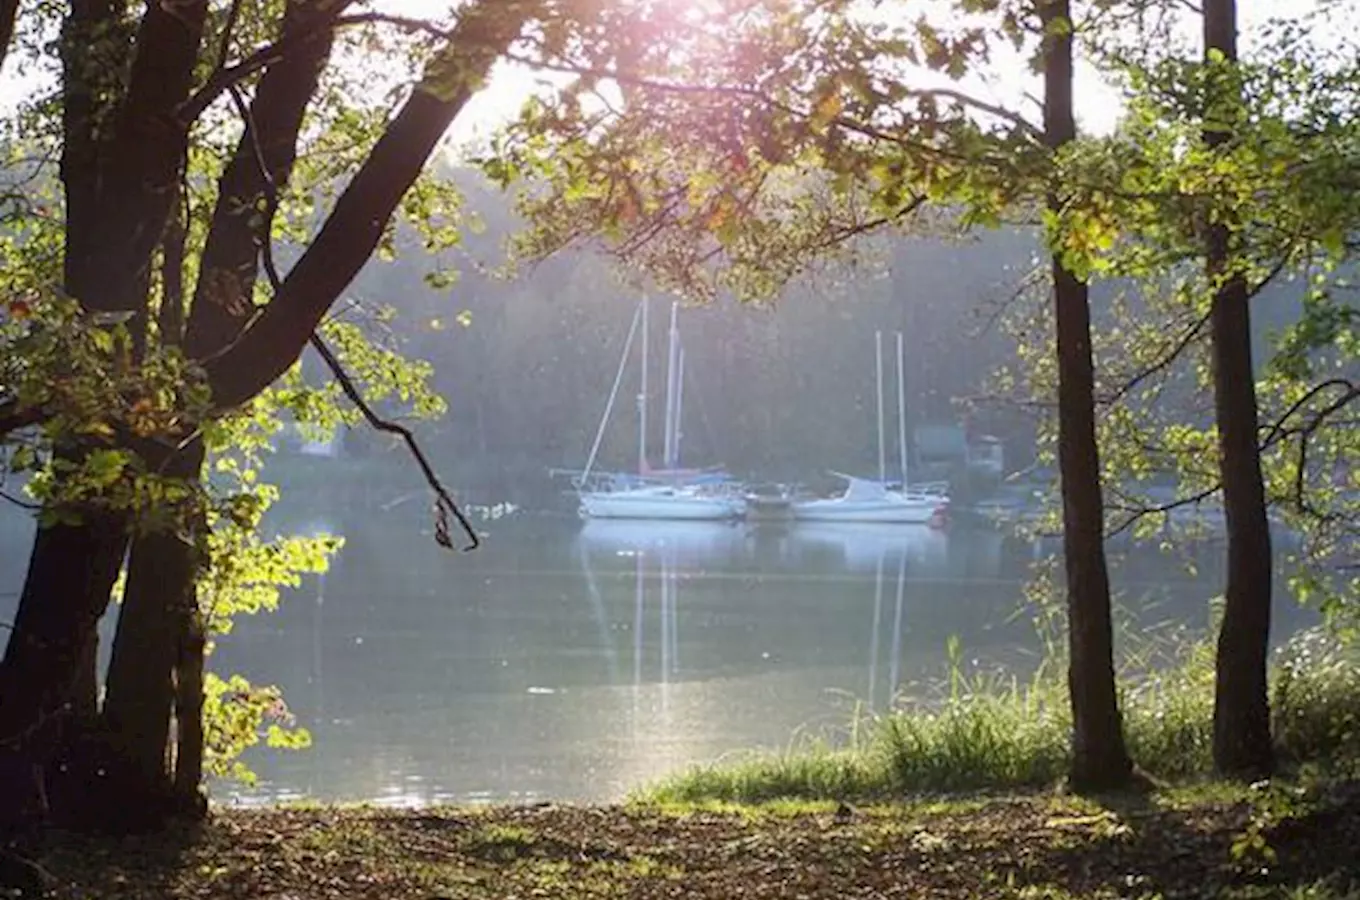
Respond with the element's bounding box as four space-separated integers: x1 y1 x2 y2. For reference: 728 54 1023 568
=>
293 167 1310 506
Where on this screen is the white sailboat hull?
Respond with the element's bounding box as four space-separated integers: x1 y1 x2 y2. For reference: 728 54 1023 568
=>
791 496 943 523
580 488 742 520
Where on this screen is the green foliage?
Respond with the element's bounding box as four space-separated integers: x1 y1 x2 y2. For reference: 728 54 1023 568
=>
202 672 312 785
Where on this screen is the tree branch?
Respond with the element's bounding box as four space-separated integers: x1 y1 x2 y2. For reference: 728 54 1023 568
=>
1105 483 1221 540
202 0 535 407
498 49 1044 139
0 399 43 441
180 10 450 123
307 334 478 551
185 0 342 360
221 74 479 551
1101 308 1212 407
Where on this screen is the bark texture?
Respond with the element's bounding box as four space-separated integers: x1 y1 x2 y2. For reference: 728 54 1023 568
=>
1204 0 1275 779
1041 0 1133 792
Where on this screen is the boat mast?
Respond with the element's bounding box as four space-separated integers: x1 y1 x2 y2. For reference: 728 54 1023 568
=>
897 330 909 489
663 301 681 469
638 296 649 474
674 347 686 468
581 297 644 484
875 330 886 482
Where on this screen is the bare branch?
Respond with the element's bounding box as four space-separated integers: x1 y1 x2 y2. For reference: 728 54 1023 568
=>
202 2 535 406
1258 378 1359 451
1105 483 1221 539
307 334 479 551
503 48 1045 139
213 0 247 74
0 489 39 511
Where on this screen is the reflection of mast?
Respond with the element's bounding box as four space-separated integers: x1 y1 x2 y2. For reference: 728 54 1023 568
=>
578 541 620 684
633 553 644 689
660 558 669 689
888 552 907 700
868 551 884 710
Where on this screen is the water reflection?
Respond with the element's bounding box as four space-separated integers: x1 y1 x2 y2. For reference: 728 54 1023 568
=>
0 500 1314 807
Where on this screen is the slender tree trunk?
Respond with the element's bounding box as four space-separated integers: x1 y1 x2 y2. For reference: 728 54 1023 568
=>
172 612 207 807
1041 0 1133 792
1204 0 1274 779
101 442 205 795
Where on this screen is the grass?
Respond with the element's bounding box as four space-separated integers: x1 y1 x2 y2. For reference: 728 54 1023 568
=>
642 627 1360 805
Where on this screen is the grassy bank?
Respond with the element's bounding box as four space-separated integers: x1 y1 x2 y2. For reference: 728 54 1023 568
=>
26 778 1360 899
644 628 1360 804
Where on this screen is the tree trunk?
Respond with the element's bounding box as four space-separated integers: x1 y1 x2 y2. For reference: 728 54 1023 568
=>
1204 0 1274 779
0 509 128 747
96 0 344 816
0 0 18 73
0 501 129 831
1041 0 1133 792
100 443 205 796
69 632 99 721
172 612 207 809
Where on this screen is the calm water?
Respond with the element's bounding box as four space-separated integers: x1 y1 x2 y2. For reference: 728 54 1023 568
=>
0 499 1312 807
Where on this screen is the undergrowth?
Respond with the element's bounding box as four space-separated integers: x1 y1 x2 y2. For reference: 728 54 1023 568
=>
642 626 1360 804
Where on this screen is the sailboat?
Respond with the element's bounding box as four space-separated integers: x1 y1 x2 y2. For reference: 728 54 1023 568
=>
791 331 949 525
576 299 742 521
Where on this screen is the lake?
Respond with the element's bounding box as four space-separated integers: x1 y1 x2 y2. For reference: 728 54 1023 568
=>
0 498 1313 807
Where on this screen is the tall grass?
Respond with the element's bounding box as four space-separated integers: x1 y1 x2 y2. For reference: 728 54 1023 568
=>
641 627 1360 804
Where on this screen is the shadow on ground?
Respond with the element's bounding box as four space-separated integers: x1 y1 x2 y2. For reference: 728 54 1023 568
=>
26 781 1360 899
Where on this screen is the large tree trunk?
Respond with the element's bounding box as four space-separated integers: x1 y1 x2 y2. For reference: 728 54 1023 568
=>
0 0 135 776
0 0 209 833
92 0 346 818
1041 0 1133 792
1204 0 1274 779
0 505 129 830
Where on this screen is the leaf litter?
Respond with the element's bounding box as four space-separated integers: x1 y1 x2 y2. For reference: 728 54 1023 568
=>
26 782 1360 899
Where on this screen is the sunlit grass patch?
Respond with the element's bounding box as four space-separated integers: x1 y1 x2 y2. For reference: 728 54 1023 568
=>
643 626 1360 805
460 821 540 862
